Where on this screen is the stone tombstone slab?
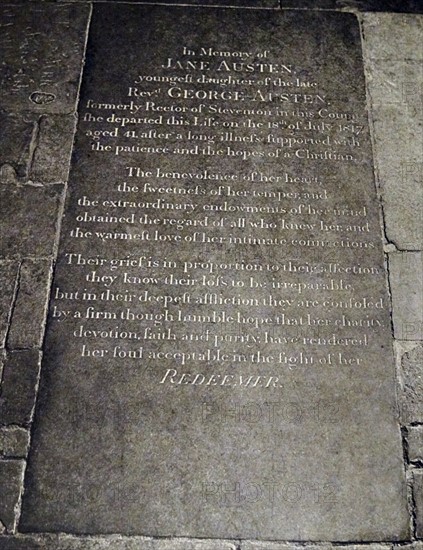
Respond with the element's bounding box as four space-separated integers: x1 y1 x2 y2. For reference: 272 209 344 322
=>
21 6 408 541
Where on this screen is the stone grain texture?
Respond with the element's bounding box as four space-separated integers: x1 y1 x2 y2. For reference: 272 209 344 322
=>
0 182 64 260
0 112 77 185
407 426 423 463
29 115 78 185
280 1 423 12
0 427 29 459
414 470 423 538
363 14 423 250
7 259 52 350
58 0 278 6
0 350 41 426
0 460 25 533
0 536 237 549
362 14 423 61
389 253 423 341
0 3 91 115
20 5 408 542
0 112 38 182
242 545 388 550
398 344 423 425
0 262 18 348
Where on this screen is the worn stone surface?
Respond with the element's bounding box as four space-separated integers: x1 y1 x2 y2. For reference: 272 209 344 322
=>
0 350 41 426
389 253 423 340
0 536 236 549
30 115 78 184
0 4 91 114
281 1 423 11
362 13 423 60
398 344 423 424
370 106 422 250
0 113 78 185
242 545 388 550
20 6 408 541
0 262 18 348
364 46 423 250
363 14 423 251
0 349 6 388
0 112 38 181
242 544 328 550
0 182 64 259
414 470 423 538
7 259 52 349
58 0 278 6
0 460 25 533
0 427 30 459
366 60 423 110
407 426 423 463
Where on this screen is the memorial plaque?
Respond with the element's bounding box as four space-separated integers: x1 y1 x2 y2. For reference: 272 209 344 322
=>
21 6 409 540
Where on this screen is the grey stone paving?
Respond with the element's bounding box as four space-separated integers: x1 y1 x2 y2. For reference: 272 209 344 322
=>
0 350 41 426
389 253 423 341
0 262 18 348
362 14 423 250
398 343 423 425
0 0 421 546
408 426 423 464
6 259 52 350
0 428 30 459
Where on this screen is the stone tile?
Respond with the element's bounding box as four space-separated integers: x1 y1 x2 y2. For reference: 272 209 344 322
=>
30 115 77 184
389 253 423 340
0 350 41 426
7 259 52 350
364 52 423 251
242 545 388 550
397 543 423 550
362 13 423 60
0 112 37 181
404 544 423 550
242 544 329 550
0 113 77 185
414 470 423 538
398 343 423 424
0 538 40 550
0 262 18 348
281 1 423 12
0 535 237 549
0 182 64 259
0 427 30 459
61 0 278 6
366 59 423 111
0 111 77 185
371 106 422 250
0 350 5 388
0 4 91 114
0 460 25 533
407 426 423 463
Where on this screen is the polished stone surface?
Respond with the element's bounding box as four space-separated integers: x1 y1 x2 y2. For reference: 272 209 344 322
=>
21 6 408 540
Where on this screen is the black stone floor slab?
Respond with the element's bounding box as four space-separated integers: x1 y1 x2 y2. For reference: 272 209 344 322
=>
57 0 279 7
20 4 408 541
280 0 423 14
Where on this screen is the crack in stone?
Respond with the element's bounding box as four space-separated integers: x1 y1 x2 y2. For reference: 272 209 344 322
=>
407 469 418 540
27 117 42 180
403 427 411 464
3 263 22 351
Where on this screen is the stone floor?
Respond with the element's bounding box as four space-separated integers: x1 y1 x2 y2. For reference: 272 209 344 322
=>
0 0 422 548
